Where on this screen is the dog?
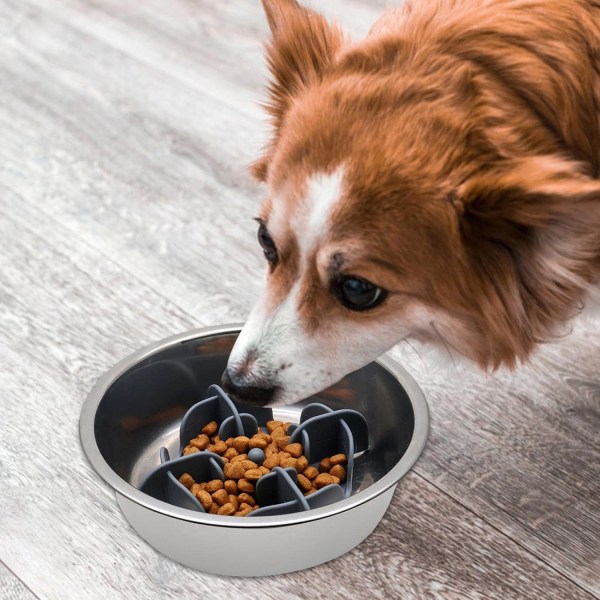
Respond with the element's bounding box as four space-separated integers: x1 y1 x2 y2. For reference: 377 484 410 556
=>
222 0 600 406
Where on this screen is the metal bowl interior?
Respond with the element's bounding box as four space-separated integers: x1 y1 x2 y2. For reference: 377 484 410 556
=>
80 325 429 528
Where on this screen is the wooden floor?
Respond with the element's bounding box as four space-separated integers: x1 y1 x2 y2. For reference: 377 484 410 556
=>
1 1 599 598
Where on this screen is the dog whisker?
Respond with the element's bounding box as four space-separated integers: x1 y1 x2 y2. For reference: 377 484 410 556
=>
402 338 429 374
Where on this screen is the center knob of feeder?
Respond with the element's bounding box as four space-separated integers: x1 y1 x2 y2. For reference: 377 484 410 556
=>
248 447 265 464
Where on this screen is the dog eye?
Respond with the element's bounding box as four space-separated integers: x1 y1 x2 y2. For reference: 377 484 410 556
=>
257 222 278 266
333 276 387 311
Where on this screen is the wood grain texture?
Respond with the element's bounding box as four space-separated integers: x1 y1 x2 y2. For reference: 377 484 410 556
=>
0 0 599 598
0 562 37 600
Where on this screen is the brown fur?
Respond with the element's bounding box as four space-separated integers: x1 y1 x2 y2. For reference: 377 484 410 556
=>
256 0 600 369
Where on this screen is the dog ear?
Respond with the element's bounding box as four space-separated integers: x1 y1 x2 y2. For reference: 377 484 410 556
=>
456 155 600 366
252 0 344 181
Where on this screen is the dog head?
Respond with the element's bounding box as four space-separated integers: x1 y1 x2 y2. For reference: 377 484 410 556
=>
222 0 600 405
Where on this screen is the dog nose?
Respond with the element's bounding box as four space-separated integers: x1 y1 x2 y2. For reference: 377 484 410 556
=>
221 368 276 406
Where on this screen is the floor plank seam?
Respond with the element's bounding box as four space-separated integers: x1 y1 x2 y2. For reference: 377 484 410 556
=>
1 560 42 600
413 471 599 599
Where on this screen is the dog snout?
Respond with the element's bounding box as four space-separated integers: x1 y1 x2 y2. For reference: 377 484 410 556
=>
221 367 276 406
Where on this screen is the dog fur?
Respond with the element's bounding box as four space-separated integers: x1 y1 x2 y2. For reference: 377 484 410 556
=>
223 0 600 405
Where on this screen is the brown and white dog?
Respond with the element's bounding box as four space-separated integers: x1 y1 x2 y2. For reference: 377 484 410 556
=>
222 0 600 406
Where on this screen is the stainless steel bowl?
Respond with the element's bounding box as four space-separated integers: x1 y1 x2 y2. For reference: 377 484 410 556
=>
80 325 429 576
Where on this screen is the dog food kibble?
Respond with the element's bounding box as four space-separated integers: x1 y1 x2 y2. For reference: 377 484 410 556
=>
302 466 319 480
330 464 347 482
314 473 336 489
205 479 224 493
195 489 213 511
330 453 347 466
224 479 238 495
266 420 283 433
180 419 349 516
190 434 210 450
212 488 230 506
249 436 268 450
223 462 245 480
296 473 312 492
232 436 250 453
319 457 332 473
237 492 255 506
237 478 255 493
178 473 194 489
201 421 218 437
284 443 303 458
218 502 236 516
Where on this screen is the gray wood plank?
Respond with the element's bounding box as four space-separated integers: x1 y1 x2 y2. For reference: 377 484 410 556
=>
0 563 37 600
0 0 599 597
0 188 593 600
390 320 600 594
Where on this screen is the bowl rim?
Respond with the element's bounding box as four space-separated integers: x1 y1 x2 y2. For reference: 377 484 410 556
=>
79 324 429 528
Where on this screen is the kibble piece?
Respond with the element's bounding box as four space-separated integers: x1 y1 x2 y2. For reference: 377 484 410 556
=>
284 443 303 458
319 457 332 473
195 490 213 511
205 479 224 493
223 447 238 460
330 453 347 466
190 434 210 450
178 473 195 489
302 466 319 480
213 440 228 455
224 479 238 495
237 492 255 506
255 431 272 443
232 436 250 454
314 473 336 489
331 475 341 485
330 464 346 482
223 462 245 480
275 436 292 451
244 468 263 481
198 482 207 491
270 426 287 439
190 483 203 496
296 455 309 472
296 473 312 492
263 453 279 470
303 488 317 496
280 457 298 470
208 503 219 514
240 459 258 471
225 437 235 447
249 436 268 450
258 466 270 476
183 446 199 455
218 502 236 516
211 488 229 506
201 421 218 437
229 494 240 511
236 505 253 517
265 442 279 456
231 453 248 463
237 479 256 493
266 420 283 433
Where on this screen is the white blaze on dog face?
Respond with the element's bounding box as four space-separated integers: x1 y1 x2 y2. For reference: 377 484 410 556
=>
227 167 435 405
